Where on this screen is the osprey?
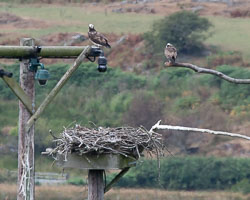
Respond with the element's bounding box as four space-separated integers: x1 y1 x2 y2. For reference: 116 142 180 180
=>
164 43 177 64
88 24 111 48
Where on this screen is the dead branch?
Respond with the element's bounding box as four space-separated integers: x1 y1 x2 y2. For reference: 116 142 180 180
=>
150 120 250 141
165 62 250 84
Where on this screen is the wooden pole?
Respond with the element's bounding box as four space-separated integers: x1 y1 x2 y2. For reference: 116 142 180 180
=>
17 38 35 200
88 170 104 200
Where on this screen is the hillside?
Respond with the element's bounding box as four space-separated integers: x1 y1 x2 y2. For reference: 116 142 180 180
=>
0 0 250 171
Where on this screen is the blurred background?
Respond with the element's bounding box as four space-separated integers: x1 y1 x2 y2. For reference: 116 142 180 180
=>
0 0 250 199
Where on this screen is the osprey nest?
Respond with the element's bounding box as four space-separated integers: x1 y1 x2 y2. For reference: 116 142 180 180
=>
47 124 164 160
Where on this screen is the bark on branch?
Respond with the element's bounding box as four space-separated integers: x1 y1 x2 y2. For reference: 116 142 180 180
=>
150 120 250 141
166 62 250 84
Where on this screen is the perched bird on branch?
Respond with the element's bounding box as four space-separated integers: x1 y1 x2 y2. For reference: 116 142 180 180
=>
88 24 111 48
164 43 177 66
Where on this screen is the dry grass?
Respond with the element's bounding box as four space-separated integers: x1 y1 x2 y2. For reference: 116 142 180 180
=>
106 188 250 200
0 184 87 200
1 184 250 200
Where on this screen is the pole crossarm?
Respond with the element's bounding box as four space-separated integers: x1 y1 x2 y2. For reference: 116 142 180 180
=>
0 46 88 59
1 76 33 114
26 46 91 131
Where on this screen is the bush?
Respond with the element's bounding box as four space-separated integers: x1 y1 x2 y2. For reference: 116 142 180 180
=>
67 177 86 186
232 179 250 194
144 11 212 55
107 157 250 190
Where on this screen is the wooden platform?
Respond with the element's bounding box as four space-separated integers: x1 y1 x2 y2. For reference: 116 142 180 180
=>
56 153 137 170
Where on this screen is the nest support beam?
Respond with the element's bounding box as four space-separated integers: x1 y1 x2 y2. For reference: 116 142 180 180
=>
104 167 130 193
88 170 104 200
88 167 130 200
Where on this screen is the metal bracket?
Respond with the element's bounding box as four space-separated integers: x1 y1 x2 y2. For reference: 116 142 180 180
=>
0 68 13 78
28 57 42 72
86 46 103 62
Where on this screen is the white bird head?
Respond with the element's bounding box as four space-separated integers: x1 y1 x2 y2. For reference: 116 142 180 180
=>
89 24 94 29
166 43 173 48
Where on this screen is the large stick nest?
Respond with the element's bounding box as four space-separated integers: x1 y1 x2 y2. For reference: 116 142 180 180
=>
46 124 164 160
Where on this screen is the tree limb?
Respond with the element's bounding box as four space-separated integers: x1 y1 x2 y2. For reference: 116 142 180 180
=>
165 62 250 84
150 120 250 141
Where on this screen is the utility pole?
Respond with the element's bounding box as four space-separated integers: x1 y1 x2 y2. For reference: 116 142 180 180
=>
18 38 35 200
0 43 109 200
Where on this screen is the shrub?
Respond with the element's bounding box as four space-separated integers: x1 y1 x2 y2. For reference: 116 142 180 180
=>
232 179 250 194
107 157 250 190
144 11 212 55
67 177 86 186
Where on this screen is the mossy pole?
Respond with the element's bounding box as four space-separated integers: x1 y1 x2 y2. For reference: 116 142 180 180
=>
18 38 35 200
0 46 86 58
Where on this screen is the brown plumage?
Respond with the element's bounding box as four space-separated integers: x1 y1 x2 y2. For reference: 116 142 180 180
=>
164 43 177 64
88 24 111 48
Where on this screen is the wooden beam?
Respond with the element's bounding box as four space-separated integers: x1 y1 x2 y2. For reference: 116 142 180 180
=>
56 153 136 170
2 76 33 114
104 167 130 193
26 46 91 131
0 46 88 58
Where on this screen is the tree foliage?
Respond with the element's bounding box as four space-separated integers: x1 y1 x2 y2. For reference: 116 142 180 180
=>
144 11 212 55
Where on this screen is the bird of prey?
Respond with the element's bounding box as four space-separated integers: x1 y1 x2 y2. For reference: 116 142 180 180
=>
88 24 111 48
164 43 177 65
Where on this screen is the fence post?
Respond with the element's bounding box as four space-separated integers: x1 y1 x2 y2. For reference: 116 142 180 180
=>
88 170 104 200
17 38 35 200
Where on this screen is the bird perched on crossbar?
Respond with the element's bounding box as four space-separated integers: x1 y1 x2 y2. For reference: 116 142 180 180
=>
88 24 111 48
164 43 177 66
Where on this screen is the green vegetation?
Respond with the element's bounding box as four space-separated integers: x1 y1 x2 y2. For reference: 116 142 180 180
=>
67 177 86 185
1 63 250 156
144 11 212 55
108 157 250 192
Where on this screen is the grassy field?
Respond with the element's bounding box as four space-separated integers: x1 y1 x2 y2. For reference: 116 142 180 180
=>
0 3 250 61
0 3 162 37
1 184 250 200
206 16 250 62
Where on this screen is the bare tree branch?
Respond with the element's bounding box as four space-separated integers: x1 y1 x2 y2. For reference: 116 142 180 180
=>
165 62 250 84
150 120 250 141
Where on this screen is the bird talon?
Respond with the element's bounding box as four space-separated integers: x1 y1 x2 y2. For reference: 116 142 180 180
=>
165 62 173 67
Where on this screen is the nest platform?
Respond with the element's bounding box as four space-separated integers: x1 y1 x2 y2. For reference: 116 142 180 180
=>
44 124 163 170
